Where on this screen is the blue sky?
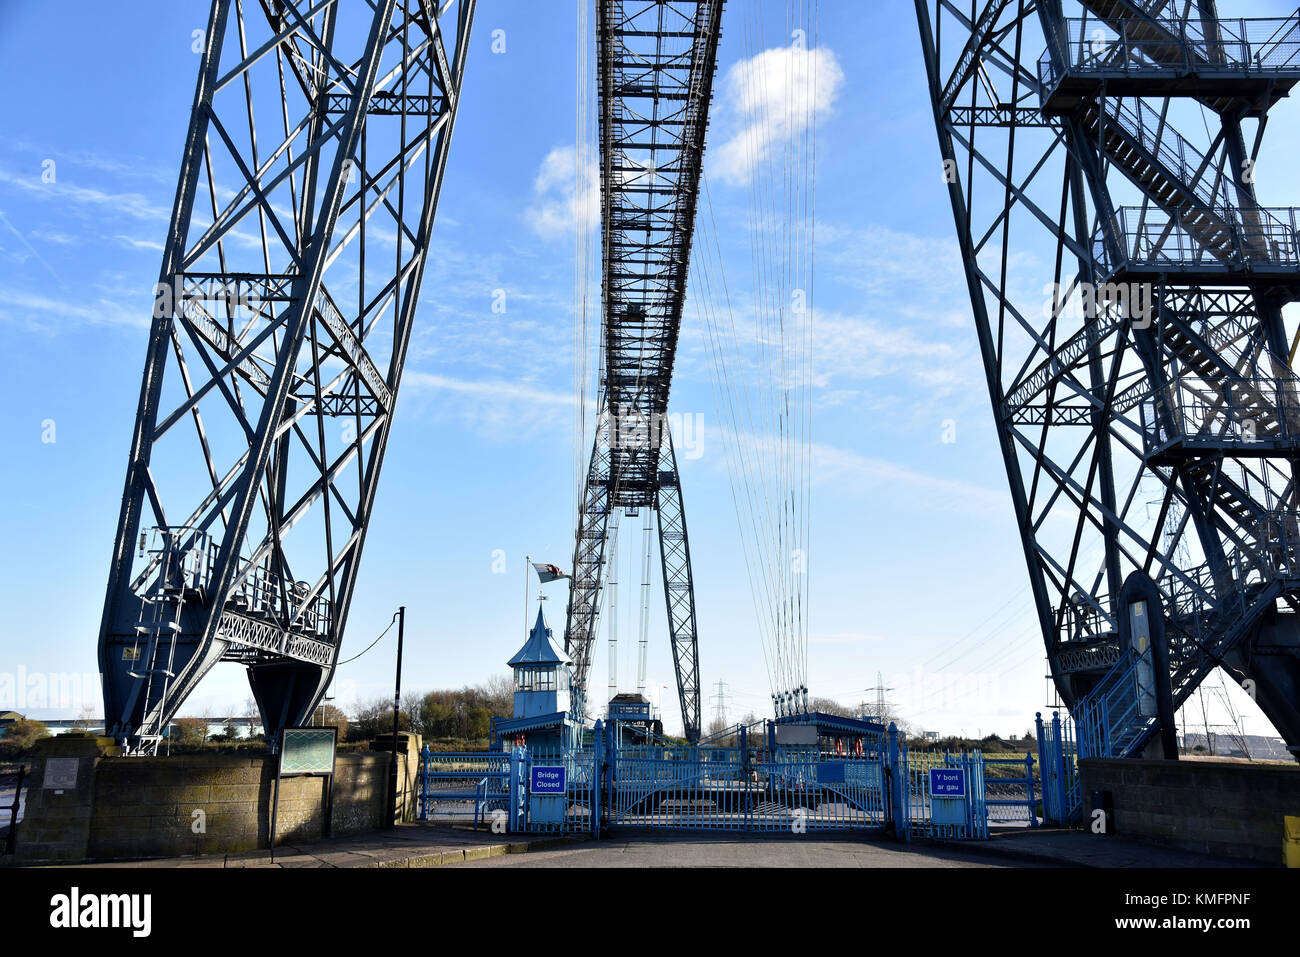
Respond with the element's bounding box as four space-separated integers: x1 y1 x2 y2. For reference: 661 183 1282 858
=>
0 0 1287 740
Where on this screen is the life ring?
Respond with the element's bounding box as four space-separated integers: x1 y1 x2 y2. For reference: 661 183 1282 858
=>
835 737 845 756
853 738 864 757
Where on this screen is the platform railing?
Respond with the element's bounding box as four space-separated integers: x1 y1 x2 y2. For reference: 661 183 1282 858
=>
1139 376 1300 454
1038 15 1300 93
1096 206 1300 275
226 557 333 639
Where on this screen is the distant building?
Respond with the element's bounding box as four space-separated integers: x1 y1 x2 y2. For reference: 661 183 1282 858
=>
1179 732 1290 761
4 715 263 741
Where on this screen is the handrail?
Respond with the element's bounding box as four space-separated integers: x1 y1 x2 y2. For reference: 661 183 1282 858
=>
1100 205 1300 273
1038 15 1300 93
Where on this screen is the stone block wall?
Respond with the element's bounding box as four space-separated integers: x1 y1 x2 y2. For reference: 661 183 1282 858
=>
14 733 420 863
1079 756 1300 864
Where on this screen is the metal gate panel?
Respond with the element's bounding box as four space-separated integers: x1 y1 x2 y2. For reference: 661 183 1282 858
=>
899 748 989 840
751 747 886 831
981 754 1039 826
527 747 597 833
610 746 747 829
417 749 509 825
608 744 887 832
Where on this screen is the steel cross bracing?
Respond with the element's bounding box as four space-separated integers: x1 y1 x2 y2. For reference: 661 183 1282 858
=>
96 0 476 752
564 0 724 744
917 0 1300 757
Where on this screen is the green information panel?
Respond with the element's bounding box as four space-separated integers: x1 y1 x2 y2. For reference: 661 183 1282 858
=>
280 727 337 776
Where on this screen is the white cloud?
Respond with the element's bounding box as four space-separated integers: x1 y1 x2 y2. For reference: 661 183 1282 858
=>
525 144 599 238
113 234 165 252
404 371 575 408
0 166 169 222
699 421 1005 513
711 44 844 186
0 286 148 330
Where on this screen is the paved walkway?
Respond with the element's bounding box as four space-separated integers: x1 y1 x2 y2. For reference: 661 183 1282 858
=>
20 823 1263 868
956 826 1264 868
51 823 580 869
462 831 1002 868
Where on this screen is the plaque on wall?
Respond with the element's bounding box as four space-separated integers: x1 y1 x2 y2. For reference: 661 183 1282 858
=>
42 758 79 789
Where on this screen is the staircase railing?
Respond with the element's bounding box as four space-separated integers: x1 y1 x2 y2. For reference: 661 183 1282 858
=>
1075 645 1158 759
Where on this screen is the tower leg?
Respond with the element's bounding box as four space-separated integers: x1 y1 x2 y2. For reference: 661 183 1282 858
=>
656 432 701 743
564 413 614 705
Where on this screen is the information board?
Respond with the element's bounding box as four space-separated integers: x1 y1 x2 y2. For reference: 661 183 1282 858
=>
280 727 337 776
42 758 79 789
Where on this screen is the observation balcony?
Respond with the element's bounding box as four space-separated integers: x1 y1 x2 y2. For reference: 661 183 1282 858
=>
217 556 336 667
1139 377 1300 464
1095 206 1300 290
1039 16 1300 115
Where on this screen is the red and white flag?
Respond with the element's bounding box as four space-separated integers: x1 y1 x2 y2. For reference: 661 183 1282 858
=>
532 562 571 583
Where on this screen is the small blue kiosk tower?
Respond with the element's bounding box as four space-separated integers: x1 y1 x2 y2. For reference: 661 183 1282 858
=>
490 605 582 752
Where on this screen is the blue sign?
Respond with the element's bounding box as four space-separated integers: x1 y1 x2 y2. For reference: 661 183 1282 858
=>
929 767 966 798
530 765 567 795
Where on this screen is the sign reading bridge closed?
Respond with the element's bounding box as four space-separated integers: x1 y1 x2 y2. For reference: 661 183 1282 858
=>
530 765 567 795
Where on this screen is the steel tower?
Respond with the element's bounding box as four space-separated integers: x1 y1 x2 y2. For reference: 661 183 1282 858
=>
917 0 1300 758
97 0 476 752
564 0 725 743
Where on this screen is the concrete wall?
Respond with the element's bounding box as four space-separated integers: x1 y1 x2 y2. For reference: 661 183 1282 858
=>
14 732 421 863
1079 756 1300 864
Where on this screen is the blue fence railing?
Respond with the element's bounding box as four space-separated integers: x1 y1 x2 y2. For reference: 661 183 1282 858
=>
415 721 1040 840
1037 710 1082 825
981 754 1039 827
417 749 509 825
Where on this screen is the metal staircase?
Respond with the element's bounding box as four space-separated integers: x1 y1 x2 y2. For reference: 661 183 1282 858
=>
126 530 212 752
918 0 1300 760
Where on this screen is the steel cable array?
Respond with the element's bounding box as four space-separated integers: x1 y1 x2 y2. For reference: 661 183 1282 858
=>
688 0 820 716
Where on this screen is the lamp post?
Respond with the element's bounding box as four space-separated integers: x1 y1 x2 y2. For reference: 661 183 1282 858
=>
388 606 405 828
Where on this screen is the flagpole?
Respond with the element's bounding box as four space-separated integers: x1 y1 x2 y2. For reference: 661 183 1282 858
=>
524 554 531 637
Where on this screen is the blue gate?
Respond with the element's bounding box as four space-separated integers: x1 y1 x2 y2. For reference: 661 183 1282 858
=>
981 753 1039 826
418 745 596 833
1035 710 1082 825
895 746 989 841
607 739 888 831
417 749 510 827
417 723 1009 841
524 746 597 833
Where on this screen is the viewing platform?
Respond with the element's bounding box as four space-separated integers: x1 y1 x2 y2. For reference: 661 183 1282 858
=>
1039 15 1300 115
1139 377 1300 464
1095 206 1300 292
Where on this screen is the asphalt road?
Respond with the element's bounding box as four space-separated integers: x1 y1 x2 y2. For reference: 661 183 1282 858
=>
462 832 1005 868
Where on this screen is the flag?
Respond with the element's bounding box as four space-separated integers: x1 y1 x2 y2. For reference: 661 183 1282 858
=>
532 562 571 583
